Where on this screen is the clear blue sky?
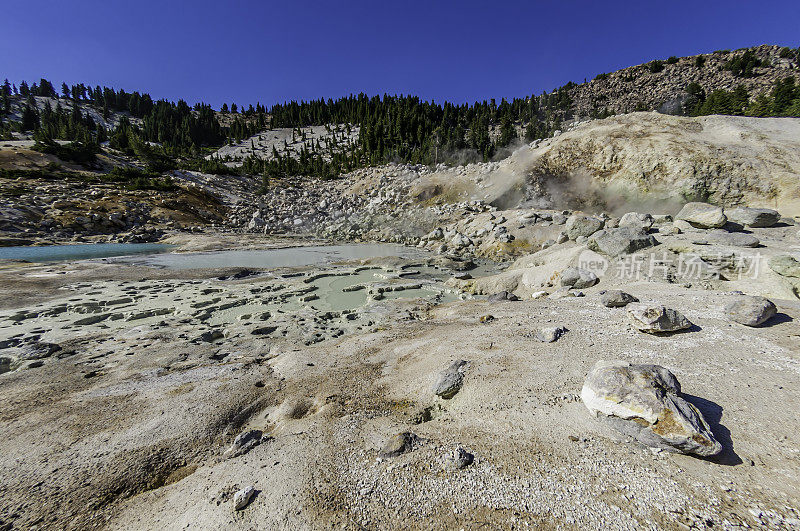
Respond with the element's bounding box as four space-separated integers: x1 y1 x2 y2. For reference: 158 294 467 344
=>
2 0 797 109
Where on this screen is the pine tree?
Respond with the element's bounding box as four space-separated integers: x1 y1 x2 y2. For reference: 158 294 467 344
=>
21 104 39 131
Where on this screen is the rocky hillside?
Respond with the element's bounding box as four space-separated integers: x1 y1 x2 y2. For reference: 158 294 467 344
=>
566 44 799 117
519 112 800 213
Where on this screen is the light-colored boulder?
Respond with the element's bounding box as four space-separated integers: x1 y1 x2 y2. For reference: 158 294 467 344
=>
676 202 727 229
725 207 781 228
581 360 722 456
565 215 604 240
619 212 654 231
627 303 692 333
587 227 657 258
699 230 760 248
769 255 800 278
724 296 777 326
560 267 599 289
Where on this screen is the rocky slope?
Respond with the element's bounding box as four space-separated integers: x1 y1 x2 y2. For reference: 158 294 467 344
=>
567 44 799 117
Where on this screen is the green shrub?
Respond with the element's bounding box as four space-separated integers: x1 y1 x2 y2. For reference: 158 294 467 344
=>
779 47 793 58
724 50 763 77
695 56 706 68
181 157 240 175
647 60 664 73
105 166 177 191
32 140 99 165
594 72 609 81
666 56 679 64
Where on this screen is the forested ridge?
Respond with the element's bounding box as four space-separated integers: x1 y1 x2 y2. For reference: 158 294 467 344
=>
1 45 799 180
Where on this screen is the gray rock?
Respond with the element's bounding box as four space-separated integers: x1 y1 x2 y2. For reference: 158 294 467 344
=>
627 303 692 333
587 227 657 258
535 326 568 343
18 341 61 360
560 267 599 289
618 212 654 231
565 215 604 240
224 429 263 458
725 207 781 228
552 213 567 225
451 447 474 469
581 360 721 456
434 360 468 399
556 231 568 244
487 291 520 302
672 219 694 232
380 432 416 458
199 329 224 342
724 296 777 326
769 255 800 278
676 202 727 229
541 239 556 250
600 290 639 308
700 230 760 248
233 485 256 510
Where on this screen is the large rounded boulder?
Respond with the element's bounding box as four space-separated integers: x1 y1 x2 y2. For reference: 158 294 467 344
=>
676 202 727 229
581 360 721 456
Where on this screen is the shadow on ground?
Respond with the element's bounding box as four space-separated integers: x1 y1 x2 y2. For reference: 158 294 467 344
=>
683 393 742 466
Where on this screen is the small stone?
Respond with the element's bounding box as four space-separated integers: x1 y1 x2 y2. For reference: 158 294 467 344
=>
380 432 416 458
548 287 584 299
451 447 474 469
487 291 520 302
627 303 692 333
479 314 495 324
233 485 256 510
535 326 568 343
434 360 468 399
531 290 548 299
600 290 639 308
676 202 727 229
724 296 777 327
224 429 263 458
